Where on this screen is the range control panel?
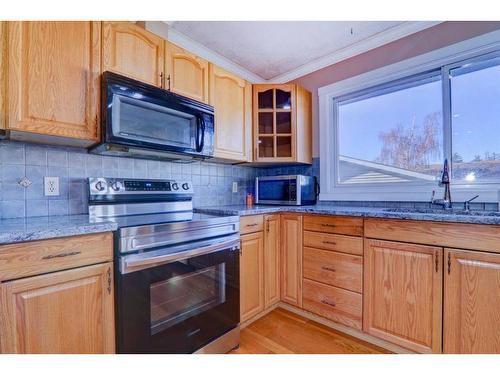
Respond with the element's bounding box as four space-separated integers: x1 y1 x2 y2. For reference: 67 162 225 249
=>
88 177 193 195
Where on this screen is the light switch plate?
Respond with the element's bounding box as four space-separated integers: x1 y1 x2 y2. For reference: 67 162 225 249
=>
232 181 238 193
44 177 60 196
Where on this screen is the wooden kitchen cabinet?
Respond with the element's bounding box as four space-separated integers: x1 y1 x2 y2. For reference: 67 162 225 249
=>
280 213 303 307
444 248 500 353
364 239 443 353
264 214 280 308
253 84 311 164
165 41 209 103
0 262 115 354
240 231 265 322
0 21 6 133
102 21 165 87
209 64 252 162
6 21 100 144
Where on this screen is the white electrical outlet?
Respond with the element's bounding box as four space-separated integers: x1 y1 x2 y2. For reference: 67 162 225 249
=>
232 181 238 193
44 177 60 196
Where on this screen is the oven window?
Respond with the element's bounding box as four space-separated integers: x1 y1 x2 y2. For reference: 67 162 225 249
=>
150 262 226 335
258 179 293 201
112 94 196 149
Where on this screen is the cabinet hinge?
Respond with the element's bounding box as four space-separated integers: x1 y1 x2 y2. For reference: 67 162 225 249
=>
447 252 451 275
107 267 112 295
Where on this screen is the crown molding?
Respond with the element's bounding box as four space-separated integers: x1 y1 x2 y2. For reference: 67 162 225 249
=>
271 21 443 83
162 21 442 84
165 25 266 83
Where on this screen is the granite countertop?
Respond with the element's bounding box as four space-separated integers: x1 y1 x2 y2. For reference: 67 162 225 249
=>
0 215 118 245
195 204 500 225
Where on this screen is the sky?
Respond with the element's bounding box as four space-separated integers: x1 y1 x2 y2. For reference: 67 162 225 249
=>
338 62 500 165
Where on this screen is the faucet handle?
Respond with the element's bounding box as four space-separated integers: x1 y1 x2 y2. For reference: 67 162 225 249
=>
430 190 436 203
464 195 479 211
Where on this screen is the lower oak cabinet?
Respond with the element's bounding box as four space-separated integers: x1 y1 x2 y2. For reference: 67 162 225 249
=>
0 233 115 354
264 214 280 309
444 248 500 353
363 239 443 353
280 213 303 307
240 231 265 322
240 214 281 323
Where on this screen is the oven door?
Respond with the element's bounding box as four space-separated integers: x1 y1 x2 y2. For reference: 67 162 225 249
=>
116 238 240 354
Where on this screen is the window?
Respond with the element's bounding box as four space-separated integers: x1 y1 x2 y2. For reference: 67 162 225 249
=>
449 55 500 183
319 37 500 202
337 72 443 185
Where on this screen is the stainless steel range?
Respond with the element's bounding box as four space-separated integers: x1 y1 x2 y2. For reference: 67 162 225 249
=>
88 177 240 354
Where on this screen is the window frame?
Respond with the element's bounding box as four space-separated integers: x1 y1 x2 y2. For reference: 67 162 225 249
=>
318 30 500 202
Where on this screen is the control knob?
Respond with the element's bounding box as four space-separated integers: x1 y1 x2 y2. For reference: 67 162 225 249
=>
182 183 190 190
172 183 179 190
111 181 122 192
95 181 106 192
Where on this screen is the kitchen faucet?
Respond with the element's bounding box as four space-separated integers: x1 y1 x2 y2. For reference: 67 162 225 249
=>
431 159 452 210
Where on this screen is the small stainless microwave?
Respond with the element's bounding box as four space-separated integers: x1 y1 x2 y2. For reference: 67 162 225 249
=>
255 175 317 206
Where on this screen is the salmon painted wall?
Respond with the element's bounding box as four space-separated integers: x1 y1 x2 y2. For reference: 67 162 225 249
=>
292 21 500 157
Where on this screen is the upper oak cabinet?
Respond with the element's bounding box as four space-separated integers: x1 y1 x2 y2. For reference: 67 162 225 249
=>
165 42 209 103
444 248 500 354
102 21 165 87
364 239 443 354
253 84 312 164
209 64 252 162
6 21 101 145
0 21 6 135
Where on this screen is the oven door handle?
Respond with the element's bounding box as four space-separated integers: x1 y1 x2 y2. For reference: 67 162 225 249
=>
121 237 240 274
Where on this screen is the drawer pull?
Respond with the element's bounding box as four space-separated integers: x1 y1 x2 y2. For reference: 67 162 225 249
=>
42 251 81 260
321 266 336 272
246 223 258 227
321 299 336 307
321 224 336 228
322 240 337 245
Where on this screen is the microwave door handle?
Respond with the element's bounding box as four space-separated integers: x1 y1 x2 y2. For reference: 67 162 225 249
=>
198 115 206 152
195 115 203 152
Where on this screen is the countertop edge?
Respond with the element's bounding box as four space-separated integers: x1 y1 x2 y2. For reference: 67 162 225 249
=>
194 206 500 225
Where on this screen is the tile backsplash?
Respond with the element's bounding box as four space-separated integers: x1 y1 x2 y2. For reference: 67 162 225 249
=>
1 140 497 219
0 141 260 218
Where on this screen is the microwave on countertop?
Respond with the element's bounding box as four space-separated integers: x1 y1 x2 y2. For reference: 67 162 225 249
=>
255 175 317 206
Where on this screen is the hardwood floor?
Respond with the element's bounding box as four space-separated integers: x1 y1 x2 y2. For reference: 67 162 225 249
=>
231 308 391 354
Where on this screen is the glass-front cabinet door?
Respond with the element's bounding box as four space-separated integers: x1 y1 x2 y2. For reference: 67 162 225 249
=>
254 84 296 162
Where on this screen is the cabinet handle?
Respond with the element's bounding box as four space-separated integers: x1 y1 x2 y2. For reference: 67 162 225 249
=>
160 72 164 88
435 251 439 273
246 223 258 227
167 74 171 91
447 252 451 275
42 251 81 260
321 266 336 273
321 299 336 308
322 240 336 246
107 267 112 295
266 219 270 233
321 223 336 228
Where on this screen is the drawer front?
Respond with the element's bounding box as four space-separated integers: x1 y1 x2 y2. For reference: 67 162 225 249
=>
364 218 500 254
302 278 362 330
240 215 264 234
304 231 363 255
303 247 363 293
304 215 363 236
0 232 113 282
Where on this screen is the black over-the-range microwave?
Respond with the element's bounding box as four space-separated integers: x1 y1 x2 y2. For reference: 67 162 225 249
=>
255 175 317 205
90 71 215 161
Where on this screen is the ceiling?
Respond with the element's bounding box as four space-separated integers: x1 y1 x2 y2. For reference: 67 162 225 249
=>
167 21 440 82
